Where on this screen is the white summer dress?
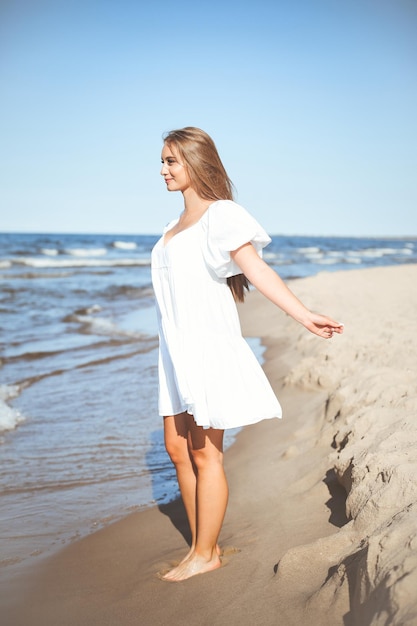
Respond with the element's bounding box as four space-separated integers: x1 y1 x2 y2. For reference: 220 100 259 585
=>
151 199 282 430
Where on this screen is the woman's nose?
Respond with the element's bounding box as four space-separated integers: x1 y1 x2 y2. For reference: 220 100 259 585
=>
161 162 168 175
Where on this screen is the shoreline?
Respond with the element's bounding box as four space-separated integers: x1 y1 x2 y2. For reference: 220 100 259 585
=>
2 264 417 625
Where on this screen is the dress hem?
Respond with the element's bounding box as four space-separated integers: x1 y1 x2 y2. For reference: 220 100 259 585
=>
158 405 283 430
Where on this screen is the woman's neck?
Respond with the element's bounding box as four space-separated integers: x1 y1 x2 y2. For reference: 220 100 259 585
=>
182 188 212 216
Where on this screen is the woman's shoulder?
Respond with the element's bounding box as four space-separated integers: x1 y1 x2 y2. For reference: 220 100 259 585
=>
209 199 242 210
207 199 248 220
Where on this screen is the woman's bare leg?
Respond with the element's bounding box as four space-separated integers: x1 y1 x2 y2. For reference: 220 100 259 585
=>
164 413 197 552
162 416 228 581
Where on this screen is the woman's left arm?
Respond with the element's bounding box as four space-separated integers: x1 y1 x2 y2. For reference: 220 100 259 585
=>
231 242 344 339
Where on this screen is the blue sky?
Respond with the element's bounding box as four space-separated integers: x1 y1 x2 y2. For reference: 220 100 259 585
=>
1 0 416 236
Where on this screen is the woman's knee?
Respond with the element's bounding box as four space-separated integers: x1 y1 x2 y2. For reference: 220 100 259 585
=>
164 413 190 465
187 425 225 470
189 446 224 472
165 436 190 466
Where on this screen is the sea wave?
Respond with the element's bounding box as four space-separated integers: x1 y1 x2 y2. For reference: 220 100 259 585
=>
64 310 149 339
297 246 321 253
0 270 76 280
103 284 154 299
0 384 25 436
8 257 151 269
1 336 138 365
351 247 413 258
303 251 324 260
316 257 340 265
64 248 108 257
112 241 137 250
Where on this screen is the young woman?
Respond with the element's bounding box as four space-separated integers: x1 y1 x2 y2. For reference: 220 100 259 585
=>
151 127 343 582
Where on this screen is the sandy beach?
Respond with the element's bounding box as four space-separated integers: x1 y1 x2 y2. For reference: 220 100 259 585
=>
2 264 417 626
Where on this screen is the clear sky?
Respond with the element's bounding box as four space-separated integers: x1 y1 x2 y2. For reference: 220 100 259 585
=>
1 0 416 236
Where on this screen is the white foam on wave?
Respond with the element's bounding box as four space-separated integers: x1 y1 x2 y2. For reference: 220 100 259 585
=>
263 252 287 263
298 246 321 254
69 313 144 339
75 304 102 315
0 384 25 436
362 247 411 258
0 260 12 269
316 257 339 265
304 252 324 260
41 248 59 256
64 248 108 257
12 258 150 269
112 241 137 250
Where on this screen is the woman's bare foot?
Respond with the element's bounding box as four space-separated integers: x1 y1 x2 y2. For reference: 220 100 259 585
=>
162 551 221 582
177 543 222 566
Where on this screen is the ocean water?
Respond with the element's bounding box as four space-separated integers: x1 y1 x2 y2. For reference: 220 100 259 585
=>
1 231 416 580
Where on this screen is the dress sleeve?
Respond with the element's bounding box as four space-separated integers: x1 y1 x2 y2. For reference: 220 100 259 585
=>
204 200 271 278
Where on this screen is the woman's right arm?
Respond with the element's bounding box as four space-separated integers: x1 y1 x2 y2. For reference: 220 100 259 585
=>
231 242 344 339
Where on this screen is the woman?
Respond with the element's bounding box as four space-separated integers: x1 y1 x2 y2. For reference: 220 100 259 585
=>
151 127 343 582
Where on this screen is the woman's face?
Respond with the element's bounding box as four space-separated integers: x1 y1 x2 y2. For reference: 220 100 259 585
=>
160 143 190 193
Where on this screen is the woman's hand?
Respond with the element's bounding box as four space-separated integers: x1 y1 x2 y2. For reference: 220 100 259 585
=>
301 312 344 339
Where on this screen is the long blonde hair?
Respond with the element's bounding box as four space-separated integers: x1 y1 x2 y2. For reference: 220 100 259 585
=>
163 127 249 302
